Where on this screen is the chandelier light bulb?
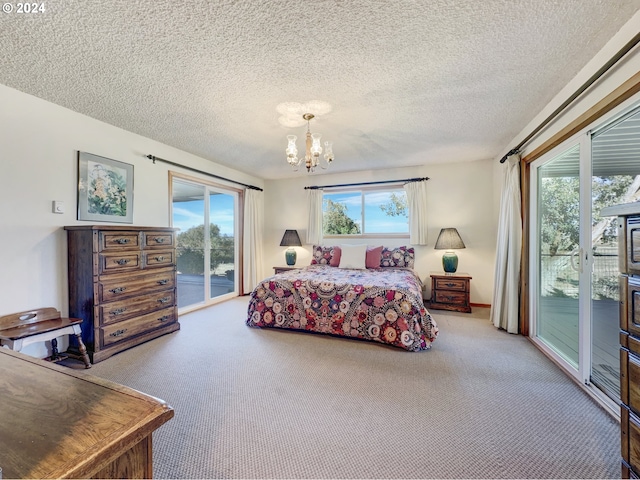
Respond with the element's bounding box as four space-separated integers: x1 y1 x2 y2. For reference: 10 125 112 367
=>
311 133 322 158
324 141 334 163
286 135 299 166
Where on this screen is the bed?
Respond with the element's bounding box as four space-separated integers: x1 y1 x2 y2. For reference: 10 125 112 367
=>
246 245 438 351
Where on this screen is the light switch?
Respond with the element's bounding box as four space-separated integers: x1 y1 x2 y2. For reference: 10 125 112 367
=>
52 200 64 214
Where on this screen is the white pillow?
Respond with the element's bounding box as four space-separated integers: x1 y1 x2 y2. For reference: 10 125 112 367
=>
338 244 367 269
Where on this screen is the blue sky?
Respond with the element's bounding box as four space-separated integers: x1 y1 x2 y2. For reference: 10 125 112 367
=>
172 194 235 236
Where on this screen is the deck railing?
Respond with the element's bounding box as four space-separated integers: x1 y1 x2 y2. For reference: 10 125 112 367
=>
540 245 619 300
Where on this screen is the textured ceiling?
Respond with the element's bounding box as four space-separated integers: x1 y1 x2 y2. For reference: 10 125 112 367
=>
1 0 639 180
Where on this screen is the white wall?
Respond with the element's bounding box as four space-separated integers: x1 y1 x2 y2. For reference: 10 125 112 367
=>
263 161 497 305
0 84 263 358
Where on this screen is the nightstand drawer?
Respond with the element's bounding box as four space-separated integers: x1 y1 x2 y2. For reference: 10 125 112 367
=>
434 290 467 305
433 277 467 291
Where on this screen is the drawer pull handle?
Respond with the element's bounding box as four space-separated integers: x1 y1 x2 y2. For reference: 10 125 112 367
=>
155 256 165 261
154 237 166 243
158 296 171 304
109 286 127 294
115 258 130 265
115 238 130 244
158 315 171 323
110 307 126 316
445 282 456 287
158 279 169 285
110 329 127 337
445 296 454 301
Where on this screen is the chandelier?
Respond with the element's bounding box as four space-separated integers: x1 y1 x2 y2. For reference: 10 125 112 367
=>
286 113 334 172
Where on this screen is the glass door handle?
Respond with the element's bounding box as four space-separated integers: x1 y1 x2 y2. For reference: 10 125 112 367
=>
570 247 583 273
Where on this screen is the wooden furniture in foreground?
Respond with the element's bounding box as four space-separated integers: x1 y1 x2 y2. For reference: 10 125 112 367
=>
428 272 472 313
65 226 180 364
601 203 640 478
0 347 173 479
273 266 299 274
0 307 91 368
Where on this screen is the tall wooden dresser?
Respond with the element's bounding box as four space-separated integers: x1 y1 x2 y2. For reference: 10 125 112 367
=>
65 225 180 363
602 203 640 478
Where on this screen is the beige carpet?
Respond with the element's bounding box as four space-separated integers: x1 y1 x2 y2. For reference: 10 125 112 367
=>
87 298 619 479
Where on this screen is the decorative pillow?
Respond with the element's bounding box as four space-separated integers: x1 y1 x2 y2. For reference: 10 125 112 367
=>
339 244 367 269
365 245 383 268
380 246 415 269
329 246 342 267
310 245 340 265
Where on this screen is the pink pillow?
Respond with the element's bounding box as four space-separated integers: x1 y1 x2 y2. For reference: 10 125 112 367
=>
365 246 383 268
329 246 342 266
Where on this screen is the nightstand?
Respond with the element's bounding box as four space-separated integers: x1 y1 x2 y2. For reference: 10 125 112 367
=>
429 272 472 313
273 266 299 274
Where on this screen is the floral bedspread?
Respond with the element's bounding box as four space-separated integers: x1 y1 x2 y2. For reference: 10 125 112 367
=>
246 265 438 351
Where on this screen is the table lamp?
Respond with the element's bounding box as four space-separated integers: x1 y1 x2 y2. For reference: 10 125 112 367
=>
434 228 465 273
280 229 302 266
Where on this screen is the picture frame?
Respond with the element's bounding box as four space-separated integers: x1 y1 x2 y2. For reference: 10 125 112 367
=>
77 151 134 223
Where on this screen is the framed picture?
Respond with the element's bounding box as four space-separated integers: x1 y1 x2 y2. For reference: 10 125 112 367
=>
77 152 134 223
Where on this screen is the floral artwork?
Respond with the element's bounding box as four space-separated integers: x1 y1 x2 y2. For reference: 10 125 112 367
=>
246 265 438 351
77 152 134 223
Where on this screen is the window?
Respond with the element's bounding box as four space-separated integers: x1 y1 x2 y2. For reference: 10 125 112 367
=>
323 187 409 236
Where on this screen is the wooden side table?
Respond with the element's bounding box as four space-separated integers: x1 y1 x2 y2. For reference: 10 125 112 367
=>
429 272 472 313
273 266 300 274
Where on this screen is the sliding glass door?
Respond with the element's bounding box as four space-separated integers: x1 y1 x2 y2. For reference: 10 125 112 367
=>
530 100 640 404
533 144 582 370
171 176 239 311
590 107 640 399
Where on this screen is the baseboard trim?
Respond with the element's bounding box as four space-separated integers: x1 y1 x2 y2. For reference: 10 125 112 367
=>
471 303 491 308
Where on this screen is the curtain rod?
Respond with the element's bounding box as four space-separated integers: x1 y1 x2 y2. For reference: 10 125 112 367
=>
146 154 263 191
304 177 429 190
499 30 640 163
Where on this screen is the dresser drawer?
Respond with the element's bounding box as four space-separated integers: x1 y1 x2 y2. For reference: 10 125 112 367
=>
628 217 640 276
433 277 467 291
98 231 140 251
100 307 177 347
98 289 176 326
144 231 175 249
98 269 176 303
627 277 640 338
622 348 640 419
622 404 640 477
434 290 468 306
144 250 175 268
99 252 141 273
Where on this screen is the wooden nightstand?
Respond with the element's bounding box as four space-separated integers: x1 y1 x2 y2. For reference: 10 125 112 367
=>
273 266 299 274
429 272 472 313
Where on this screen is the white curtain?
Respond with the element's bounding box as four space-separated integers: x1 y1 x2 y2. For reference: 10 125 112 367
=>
307 189 323 245
404 180 428 245
243 188 264 293
490 153 522 333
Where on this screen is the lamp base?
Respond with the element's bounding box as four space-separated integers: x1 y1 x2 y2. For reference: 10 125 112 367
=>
285 248 297 266
442 251 458 273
